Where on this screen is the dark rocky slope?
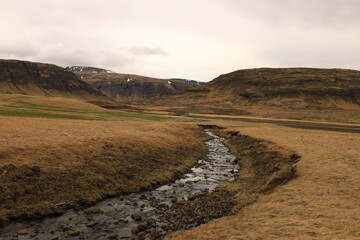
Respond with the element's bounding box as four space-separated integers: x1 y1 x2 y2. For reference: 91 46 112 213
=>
148 68 360 110
0 60 109 101
208 68 360 108
67 66 202 102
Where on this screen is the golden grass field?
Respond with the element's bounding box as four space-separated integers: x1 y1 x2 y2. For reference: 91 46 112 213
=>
168 121 360 240
137 102 360 125
1 94 359 240
0 113 208 224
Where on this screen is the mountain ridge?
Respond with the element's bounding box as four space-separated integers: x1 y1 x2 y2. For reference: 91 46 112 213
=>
208 67 360 107
0 59 110 102
138 67 360 121
67 66 202 101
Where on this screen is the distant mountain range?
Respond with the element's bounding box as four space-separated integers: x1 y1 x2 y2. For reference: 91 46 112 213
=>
1 60 359 117
66 66 203 101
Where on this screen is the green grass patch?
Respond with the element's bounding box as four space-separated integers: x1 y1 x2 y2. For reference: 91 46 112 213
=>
0 97 196 122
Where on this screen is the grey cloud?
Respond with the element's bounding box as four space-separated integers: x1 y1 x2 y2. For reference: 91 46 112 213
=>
100 51 135 69
128 47 169 56
0 41 39 58
261 35 360 70
223 0 360 29
1 0 360 81
35 44 93 67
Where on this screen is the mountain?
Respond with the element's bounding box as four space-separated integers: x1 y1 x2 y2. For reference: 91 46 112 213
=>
67 66 202 101
140 68 360 120
65 66 115 74
0 60 110 101
207 68 360 108
170 78 203 85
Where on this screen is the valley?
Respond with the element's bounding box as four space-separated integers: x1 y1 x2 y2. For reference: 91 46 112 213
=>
0 59 359 239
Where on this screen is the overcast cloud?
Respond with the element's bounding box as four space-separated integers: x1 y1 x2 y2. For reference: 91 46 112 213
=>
0 0 359 81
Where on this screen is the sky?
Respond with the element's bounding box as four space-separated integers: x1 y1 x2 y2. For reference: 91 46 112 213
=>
1 0 359 82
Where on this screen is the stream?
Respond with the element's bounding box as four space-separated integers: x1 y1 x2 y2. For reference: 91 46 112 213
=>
0 130 239 240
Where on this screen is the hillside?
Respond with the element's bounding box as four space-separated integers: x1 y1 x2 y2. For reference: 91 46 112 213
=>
139 68 360 122
0 60 109 101
209 68 360 108
67 66 202 101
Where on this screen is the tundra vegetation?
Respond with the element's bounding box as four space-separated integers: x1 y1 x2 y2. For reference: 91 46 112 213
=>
0 61 359 239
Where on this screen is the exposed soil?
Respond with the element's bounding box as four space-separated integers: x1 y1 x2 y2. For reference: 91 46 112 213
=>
220 129 299 194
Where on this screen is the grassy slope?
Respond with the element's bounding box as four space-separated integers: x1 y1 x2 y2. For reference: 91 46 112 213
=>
0 96 207 224
168 121 360 239
0 94 195 121
0 59 109 101
137 68 360 124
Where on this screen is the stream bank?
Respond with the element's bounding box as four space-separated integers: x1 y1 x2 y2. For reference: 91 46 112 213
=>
0 130 239 240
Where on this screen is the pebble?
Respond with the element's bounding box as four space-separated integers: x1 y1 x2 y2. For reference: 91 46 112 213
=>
131 212 142 221
86 221 98 227
131 226 140 234
146 218 156 226
18 229 29 235
137 231 146 238
108 233 118 239
66 230 80 237
84 207 104 214
151 230 161 238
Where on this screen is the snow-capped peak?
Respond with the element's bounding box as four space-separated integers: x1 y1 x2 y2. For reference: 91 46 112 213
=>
66 66 115 74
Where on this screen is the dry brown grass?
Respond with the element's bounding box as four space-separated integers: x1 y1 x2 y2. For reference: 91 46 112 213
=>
24 95 105 110
168 121 360 239
0 116 208 224
136 102 360 124
190 113 360 127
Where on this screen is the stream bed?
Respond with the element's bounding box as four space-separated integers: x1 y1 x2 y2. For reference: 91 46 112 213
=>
0 130 239 240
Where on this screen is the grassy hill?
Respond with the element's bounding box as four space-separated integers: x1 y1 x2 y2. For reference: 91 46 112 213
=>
0 60 110 102
209 68 360 108
139 68 360 123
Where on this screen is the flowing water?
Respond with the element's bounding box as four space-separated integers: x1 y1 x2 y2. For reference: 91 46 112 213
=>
0 130 239 240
